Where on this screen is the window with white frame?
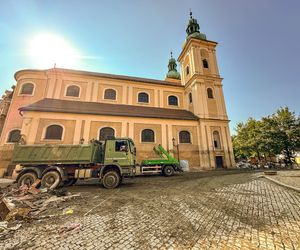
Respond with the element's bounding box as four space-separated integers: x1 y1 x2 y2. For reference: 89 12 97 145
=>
179 131 191 143
138 92 149 103
66 85 80 97
104 89 116 100
141 129 154 142
20 83 34 95
45 125 63 140
168 95 178 106
7 129 21 143
99 127 115 140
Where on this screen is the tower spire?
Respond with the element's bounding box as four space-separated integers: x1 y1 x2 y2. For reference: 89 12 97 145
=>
185 11 207 41
166 52 181 80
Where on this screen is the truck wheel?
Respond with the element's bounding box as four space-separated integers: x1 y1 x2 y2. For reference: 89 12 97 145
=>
163 165 174 177
17 172 37 188
41 171 62 189
63 178 77 187
102 171 120 189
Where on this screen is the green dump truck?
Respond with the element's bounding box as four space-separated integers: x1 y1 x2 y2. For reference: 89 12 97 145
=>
12 137 182 189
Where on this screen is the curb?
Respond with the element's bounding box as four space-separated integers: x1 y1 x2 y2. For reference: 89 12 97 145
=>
260 175 300 193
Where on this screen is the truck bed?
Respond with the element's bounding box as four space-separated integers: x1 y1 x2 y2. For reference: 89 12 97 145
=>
11 142 103 165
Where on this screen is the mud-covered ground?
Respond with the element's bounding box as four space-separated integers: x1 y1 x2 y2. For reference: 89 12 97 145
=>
2 170 300 249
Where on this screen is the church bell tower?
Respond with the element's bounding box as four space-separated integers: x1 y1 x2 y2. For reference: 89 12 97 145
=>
178 11 227 121
178 12 235 169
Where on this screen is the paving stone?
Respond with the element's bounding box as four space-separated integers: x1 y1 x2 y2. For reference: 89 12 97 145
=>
1 178 300 249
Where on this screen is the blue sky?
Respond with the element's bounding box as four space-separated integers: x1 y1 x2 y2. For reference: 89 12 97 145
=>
0 0 299 133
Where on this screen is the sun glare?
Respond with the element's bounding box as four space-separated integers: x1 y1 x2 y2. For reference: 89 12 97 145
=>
28 33 80 69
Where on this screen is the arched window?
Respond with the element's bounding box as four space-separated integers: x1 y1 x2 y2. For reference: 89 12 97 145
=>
186 66 190 75
141 129 154 142
45 125 63 140
179 131 191 144
213 131 221 149
7 129 21 143
104 89 116 100
207 88 214 99
168 95 178 106
99 127 115 140
20 83 34 95
66 85 80 97
138 92 149 103
202 59 209 69
188 93 193 103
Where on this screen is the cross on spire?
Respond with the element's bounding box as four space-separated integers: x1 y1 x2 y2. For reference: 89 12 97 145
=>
189 9 193 19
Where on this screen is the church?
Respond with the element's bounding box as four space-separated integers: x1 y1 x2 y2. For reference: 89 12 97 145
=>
0 13 235 176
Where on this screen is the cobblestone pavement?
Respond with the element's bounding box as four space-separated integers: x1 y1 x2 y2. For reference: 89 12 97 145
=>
265 170 300 189
1 173 300 249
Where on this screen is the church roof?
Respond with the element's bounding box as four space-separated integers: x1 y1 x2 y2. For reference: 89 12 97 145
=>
15 68 183 87
20 98 199 120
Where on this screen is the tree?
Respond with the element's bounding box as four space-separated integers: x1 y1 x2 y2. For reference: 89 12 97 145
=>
262 107 300 165
232 118 264 160
232 107 300 166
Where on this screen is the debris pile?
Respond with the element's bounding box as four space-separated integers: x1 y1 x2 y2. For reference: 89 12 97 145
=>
0 181 81 239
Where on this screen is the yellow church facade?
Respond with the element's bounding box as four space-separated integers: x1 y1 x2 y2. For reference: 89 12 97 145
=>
0 13 235 175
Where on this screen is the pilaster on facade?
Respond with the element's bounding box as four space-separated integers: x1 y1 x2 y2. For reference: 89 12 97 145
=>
46 77 56 98
161 123 167 149
212 49 220 76
53 79 63 99
122 86 127 105
73 119 83 144
26 117 40 144
20 117 32 143
218 125 229 167
127 122 134 139
159 89 164 107
154 89 159 107
83 119 91 142
189 48 196 75
85 81 93 102
128 86 133 105
92 82 98 101
208 50 217 76
121 121 127 137
224 125 235 167
167 124 173 154
203 124 212 169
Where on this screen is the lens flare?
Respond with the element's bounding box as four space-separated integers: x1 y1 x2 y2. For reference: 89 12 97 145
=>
28 33 80 68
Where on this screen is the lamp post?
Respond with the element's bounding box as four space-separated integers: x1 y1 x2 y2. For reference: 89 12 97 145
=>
172 137 180 162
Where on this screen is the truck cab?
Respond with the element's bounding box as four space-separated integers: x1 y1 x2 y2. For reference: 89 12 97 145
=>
104 138 135 169
101 138 136 182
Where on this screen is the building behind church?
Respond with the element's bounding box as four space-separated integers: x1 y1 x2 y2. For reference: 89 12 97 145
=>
0 13 235 176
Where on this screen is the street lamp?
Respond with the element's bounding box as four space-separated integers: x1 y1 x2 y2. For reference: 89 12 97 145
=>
172 137 180 162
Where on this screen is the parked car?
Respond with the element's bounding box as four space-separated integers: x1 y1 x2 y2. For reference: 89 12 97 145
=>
236 161 252 169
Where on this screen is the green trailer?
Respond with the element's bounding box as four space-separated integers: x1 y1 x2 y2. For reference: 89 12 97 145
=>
137 144 182 176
